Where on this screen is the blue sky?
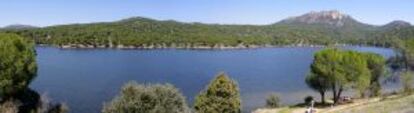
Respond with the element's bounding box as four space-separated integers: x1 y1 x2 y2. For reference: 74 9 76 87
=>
1 0 413 27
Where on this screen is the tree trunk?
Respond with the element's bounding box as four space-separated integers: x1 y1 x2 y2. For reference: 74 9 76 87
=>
334 87 343 104
332 84 337 104
319 91 325 104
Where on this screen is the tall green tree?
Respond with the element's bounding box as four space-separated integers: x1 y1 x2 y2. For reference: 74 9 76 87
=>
343 51 371 97
392 39 414 70
363 53 386 97
308 48 372 104
0 33 37 98
404 39 414 70
310 48 346 104
194 73 241 113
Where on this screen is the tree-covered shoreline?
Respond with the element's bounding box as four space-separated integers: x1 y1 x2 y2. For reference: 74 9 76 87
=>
2 16 413 49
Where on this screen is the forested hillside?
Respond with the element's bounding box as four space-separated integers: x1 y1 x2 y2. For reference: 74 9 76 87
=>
1 11 413 49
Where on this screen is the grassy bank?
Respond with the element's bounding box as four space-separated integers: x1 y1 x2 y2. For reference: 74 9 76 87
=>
254 94 414 113
331 94 414 113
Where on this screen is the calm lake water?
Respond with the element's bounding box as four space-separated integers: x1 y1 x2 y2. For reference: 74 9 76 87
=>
30 46 395 113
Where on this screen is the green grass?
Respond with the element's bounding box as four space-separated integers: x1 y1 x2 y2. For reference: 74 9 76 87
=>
332 95 414 113
278 107 293 113
255 95 414 113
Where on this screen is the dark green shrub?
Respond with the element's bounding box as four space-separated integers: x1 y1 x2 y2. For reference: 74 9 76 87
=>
194 73 241 113
102 81 189 113
265 93 280 108
304 96 313 106
46 103 69 113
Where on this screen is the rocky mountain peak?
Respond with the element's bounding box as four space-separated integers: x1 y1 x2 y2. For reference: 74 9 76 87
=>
306 10 348 20
279 10 355 27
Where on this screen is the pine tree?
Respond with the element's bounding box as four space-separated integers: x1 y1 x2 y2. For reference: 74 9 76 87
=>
194 73 241 113
0 33 37 98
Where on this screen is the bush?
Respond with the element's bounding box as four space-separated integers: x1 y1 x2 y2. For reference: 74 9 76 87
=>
0 100 19 113
265 93 280 108
304 96 314 106
401 71 413 94
102 81 189 113
0 91 68 113
194 73 241 113
45 103 69 113
0 33 37 97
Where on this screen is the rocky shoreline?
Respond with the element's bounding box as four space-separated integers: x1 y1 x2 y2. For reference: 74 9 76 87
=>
36 41 374 50
52 43 330 50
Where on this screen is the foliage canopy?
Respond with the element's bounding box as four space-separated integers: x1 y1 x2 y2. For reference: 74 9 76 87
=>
194 73 241 113
103 81 189 113
0 33 37 97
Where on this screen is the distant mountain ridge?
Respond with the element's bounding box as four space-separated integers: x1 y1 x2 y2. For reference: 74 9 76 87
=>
1 24 38 30
382 20 411 30
2 10 411 30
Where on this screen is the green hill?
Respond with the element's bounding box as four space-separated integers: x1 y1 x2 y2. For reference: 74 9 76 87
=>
1 10 413 49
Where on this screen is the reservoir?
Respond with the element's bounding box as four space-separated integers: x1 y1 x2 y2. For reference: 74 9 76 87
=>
30 46 395 113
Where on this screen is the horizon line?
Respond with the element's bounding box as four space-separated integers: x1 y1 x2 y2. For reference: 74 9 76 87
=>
1 10 411 28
